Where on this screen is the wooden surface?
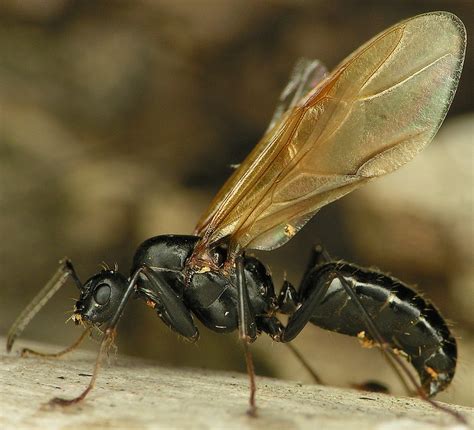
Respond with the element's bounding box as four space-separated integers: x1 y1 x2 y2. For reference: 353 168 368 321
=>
1 339 472 430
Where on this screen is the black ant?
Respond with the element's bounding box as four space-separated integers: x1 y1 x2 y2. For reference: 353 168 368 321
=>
6 11 466 424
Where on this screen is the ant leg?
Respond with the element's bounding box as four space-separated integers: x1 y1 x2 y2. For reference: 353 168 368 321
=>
302 244 331 278
298 249 415 393
274 279 325 384
279 245 330 316
48 265 200 407
289 264 430 393
332 274 414 393
48 268 143 406
21 327 91 358
283 259 465 424
257 311 324 384
281 272 337 342
139 266 199 340
7 259 82 353
285 343 324 385
49 325 115 407
235 254 258 417
334 274 466 424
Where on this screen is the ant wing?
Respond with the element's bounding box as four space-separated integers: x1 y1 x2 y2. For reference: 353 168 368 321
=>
266 58 328 133
227 59 327 173
195 12 465 252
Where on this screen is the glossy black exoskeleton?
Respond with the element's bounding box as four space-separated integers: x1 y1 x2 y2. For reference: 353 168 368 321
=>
9 234 457 410
290 260 457 397
132 236 275 338
5 12 466 422
126 235 456 399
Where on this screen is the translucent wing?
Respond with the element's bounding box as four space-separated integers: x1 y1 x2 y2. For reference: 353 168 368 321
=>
266 58 328 133
195 12 466 252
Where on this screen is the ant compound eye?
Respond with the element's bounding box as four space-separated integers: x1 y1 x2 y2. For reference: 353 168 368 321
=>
94 283 111 305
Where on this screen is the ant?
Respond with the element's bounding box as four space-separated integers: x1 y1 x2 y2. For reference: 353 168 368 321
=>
6 11 466 424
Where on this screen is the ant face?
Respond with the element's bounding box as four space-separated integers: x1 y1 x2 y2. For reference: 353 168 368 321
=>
73 271 128 326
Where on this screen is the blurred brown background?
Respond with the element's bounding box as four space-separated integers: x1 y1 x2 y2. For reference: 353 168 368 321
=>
1 0 472 407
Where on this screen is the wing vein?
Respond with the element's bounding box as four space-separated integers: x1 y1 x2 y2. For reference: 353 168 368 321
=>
359 53 452 102
194 12 465 253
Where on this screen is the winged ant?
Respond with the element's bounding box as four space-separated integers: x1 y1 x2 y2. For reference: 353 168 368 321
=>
6 11 466 423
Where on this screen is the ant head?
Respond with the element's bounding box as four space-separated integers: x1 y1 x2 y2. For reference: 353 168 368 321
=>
73 269 128 326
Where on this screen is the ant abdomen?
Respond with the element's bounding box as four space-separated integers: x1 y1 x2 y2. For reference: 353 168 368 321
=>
299 262 457 396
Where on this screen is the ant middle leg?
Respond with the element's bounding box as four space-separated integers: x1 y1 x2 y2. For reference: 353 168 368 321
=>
235 254 258 417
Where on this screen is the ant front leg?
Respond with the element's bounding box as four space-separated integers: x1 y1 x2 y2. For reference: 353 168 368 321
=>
48 268 143 406
138 266 199 340
49 265 199 407
235 254 258 417
7 259 83 354
20 328 92 359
